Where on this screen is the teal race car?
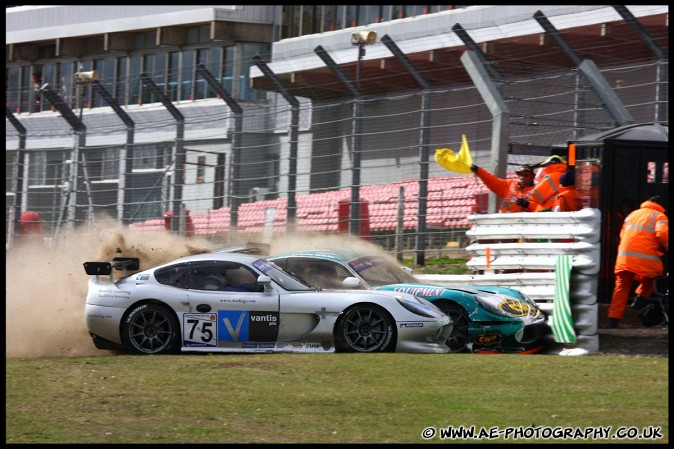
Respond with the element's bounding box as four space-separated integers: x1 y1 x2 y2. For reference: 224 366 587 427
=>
269 249 550 354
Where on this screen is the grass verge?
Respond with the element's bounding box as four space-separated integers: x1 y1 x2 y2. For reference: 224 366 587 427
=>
6 353 668 444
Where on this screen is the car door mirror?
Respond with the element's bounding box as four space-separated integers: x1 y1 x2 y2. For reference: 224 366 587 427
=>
257 275 272 285
343 277 361 288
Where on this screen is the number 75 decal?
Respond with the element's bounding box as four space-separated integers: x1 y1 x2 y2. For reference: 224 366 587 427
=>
183 313 218 347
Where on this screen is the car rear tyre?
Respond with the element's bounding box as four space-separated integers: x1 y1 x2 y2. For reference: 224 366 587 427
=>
122 303 180 355
442 303 470 353
337 305 396 353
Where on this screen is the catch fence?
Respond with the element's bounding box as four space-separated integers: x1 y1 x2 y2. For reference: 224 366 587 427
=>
6 45 668 260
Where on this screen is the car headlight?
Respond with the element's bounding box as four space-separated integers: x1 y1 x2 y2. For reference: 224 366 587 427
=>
396 297 437 318
475 293 541 319
416 296 443 313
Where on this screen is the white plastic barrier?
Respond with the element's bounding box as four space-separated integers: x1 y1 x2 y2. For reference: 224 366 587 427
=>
418 272 598 307
416 208 601 355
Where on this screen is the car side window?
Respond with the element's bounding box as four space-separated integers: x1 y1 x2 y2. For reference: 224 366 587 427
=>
272 258 288 271
154 264 190 289
200 272 226 291
286 258 352 289
223 267 262 292
189 262 263 293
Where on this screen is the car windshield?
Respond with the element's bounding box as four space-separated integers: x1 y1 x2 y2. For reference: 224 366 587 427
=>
348 256 417 286
252 259 314 291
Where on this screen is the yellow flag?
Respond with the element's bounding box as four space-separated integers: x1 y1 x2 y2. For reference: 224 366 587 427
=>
434 134 473 174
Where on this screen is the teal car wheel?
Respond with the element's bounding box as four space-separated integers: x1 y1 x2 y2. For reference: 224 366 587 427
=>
443 303 470 353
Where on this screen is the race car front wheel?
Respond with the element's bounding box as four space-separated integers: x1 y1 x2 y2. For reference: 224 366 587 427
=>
122 303 180 355
337 304 396 353
442 303 470 353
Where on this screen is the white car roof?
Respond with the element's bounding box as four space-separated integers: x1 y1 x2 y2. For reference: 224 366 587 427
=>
151 252 264 269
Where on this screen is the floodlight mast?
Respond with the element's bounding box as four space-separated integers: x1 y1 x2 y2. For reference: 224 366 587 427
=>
349 31 377 237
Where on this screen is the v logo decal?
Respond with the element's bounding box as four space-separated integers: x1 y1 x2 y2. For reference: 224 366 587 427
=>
223 312 246 341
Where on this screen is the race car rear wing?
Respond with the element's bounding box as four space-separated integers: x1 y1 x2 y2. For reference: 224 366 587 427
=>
83 257 140 280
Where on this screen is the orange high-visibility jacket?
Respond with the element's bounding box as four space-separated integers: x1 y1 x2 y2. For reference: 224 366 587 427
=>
615 200 669 278
475 167 535 213
529 163 567 211
552 186 583 212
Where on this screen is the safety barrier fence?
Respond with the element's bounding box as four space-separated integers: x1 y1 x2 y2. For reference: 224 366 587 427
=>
416 208 601 355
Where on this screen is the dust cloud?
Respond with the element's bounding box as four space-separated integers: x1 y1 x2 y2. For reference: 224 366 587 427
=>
5 221 391 359
266 232 394 262
5 222 214 359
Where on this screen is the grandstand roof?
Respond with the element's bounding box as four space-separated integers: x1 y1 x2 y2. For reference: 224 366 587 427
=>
251 5 668 101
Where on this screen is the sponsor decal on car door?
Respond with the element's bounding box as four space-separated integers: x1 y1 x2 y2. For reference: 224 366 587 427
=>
185 261 280 347
218 310 279 342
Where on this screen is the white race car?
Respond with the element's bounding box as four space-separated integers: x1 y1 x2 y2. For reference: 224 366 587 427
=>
83 252 452 355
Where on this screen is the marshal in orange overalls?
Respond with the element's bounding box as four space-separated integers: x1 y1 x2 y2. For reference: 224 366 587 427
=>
608 198 669 324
